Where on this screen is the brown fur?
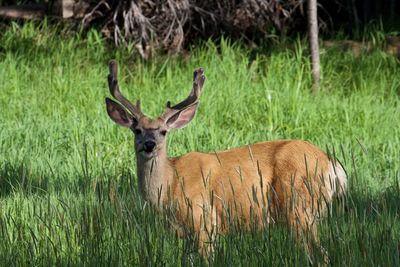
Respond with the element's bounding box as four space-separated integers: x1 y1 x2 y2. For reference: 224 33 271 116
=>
158 140 335 251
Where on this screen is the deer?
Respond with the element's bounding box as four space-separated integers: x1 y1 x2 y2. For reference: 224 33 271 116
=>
104 60 347 262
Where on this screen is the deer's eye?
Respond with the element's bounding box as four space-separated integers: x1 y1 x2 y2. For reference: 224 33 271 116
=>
134 128 142 135
160 130 167 136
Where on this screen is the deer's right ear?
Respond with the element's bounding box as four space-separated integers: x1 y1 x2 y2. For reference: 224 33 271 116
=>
106 98 137 128
166 103 199 129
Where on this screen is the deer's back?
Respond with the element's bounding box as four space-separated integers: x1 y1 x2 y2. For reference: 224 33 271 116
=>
169 140 338 231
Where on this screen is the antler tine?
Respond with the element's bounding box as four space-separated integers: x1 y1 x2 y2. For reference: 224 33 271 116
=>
108 60 143 118
163 68 205 118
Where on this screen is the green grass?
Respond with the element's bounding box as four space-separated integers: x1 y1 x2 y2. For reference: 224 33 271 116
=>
0 21 399 266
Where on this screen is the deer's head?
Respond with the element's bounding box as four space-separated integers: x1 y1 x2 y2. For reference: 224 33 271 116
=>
105 60 205 159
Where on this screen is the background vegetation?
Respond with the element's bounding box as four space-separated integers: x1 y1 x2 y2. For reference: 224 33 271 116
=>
0 22 399 265
1 0 399 56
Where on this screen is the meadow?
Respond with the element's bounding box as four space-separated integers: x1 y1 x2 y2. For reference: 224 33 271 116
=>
0 22 399 265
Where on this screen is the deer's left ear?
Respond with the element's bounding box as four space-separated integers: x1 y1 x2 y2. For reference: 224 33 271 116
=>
166 104 198 129
106 98 137 128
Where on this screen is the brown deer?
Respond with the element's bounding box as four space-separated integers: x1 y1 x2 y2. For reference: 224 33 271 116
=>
105 60 347 260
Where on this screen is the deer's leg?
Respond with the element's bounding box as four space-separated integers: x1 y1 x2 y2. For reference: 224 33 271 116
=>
192 204 218 257
288 209 329 266
272 175 329 265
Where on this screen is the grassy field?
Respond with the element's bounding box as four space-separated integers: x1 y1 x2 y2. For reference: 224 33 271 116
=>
0 22 399 266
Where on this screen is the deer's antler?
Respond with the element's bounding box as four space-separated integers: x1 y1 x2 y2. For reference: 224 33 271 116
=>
108 60 143 118
162 68 205 119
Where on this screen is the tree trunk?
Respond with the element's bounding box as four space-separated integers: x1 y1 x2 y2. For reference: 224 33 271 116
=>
308 0 320 92
53 0 74 18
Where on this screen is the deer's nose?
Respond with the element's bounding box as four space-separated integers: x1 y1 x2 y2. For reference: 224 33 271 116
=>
143 141 156 152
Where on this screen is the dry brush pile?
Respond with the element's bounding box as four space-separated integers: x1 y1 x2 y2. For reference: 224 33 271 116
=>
78 0 305 58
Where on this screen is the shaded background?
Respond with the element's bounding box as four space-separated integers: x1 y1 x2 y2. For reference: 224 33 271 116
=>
0 0 399 56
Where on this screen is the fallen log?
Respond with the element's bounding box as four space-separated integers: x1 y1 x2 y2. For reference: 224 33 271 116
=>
0 4 46 20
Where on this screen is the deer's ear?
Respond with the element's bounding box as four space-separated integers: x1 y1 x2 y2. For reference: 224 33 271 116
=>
106 98 137 128
166 104 198 129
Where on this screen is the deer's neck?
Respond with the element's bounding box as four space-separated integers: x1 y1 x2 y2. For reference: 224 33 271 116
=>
136 145 173 208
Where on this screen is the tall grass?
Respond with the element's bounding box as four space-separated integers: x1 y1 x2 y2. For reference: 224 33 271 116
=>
0 22 399 265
